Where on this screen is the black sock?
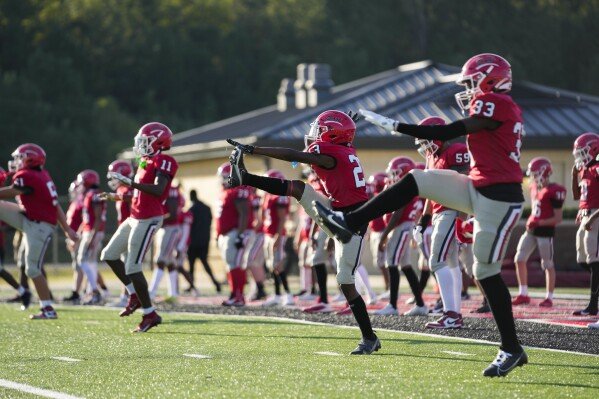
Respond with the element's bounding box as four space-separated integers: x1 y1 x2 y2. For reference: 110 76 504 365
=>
580 262 591 273
274 274 281 296
348 296 376 340
478 274 522 354
346 174 418 232
589 262 599 310
314 264 328 303
279 271 290 293
402 266 424 307
388 267 399 309
243 172 289 196
256 281 265 293
419 270 431 292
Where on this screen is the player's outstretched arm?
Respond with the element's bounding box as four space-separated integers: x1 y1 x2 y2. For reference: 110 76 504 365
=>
226 139 334 169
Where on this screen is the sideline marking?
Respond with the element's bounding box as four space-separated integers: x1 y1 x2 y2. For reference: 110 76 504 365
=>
314 351 342 356
0 379 83 399
442 351 474 357
183 354 212 359
51 357 81 363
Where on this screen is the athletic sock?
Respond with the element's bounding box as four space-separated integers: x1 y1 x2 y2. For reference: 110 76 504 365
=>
402 266 424 307
518 285 528 296
388 266 400 309
242 172 288 196
149 268 164 297
314 264 328 303
546 291 554 300
435 266 455 312
274 273 282 296
125 283 136 295
142 306 156 315
40 300 53 308
256 281 265 294
589 262 599 310
450 266 463 313
167 270 178 297
478 273 522 354
17 286 26 296
348 295 376 340
279 271 290 294
346 174 418 232
419 269 431 292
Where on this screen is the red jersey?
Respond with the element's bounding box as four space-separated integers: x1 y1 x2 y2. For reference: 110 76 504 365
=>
428 143 470 214
307 141 368 209
115 185 133 225
131 153 178 219
578 165 599 210
383 197 421 228
262 194 290 236
215 186 250 235
66 195 84 231
162 185 182 226
12 169 58 225
467 92 524 187
529 183 566 224
81 188 106 232
368 186 387 233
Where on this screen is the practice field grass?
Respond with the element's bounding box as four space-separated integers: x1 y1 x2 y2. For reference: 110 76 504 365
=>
0 305 598 398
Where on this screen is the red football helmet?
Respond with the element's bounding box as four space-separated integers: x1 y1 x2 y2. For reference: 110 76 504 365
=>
217 162 232 187
386 156 415 183
415 116 446 158
107 160 134 190
573 132 599 169
455 53 512 111
265 169 285 180
456 218 474 244
527 157 552 187
9 143 46 171
77 169 100 189
368 172 387 194
0 166 7 186
133 122 173 157
414 162 426 170
305 110 356 147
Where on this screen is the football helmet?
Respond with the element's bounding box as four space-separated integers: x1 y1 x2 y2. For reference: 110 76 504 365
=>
368 172 387 194
415 116 446 158
386 156 415 183
573 132 599 169
0 166 7 186
77 169 100 189
527 157 552 187
265 169 285 180
133 122 173 157
305 110 356 148
107 160 133 190
217 162 232 187
414 162 426 170
455 53 512 111
9 143 46 171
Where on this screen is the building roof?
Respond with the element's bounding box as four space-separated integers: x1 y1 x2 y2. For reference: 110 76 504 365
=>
157 60 599 162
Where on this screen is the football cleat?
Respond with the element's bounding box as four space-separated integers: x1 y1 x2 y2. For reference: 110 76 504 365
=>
249 289 267 302
373 303 398 316
472 301 491 314
303 302 333 314
262 295 282 307
511 295 531 306
573 306 599 316
430 298 444 315
403 305 429 316
332 293 346 303
483 350 528 377
30 306 58 320
20 290 32 310
350 336 381 355
83 292 104 306
367 296 378 306
228 148 245 188
298 292 317 301
405 297 415 305
282 294 295 307
461 292 471 300
312 201 354 243
425 311 463 329
132 311 162 333
377 291 390 300
62 291 81 304
231 295 245 307
538 298 553 308
336 306 352 315
119 293 141 317
588 320 599 329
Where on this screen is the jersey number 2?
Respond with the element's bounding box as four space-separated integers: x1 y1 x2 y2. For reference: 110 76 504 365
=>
348 155 366 188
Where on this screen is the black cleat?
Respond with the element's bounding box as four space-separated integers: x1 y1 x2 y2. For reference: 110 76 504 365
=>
483 350 528 377
62 291 81 305
573 306 598 316
472 301 491 314
350 336 381 355
312 201 354 243
228 148 246 187
20 290 32 310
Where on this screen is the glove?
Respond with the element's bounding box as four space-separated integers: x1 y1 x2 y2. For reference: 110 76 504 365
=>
359 109 399 135
346 110 361 123
234 233 245 249
412 224 424 245
107 171 132 186
226 138 254 154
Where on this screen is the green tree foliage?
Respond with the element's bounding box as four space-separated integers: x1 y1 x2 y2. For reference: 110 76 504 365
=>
0 0 598 191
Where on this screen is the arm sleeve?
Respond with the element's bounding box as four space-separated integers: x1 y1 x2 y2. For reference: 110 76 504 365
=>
395 120 467 141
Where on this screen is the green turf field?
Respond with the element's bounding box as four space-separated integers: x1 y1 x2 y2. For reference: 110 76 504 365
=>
0 305 597 398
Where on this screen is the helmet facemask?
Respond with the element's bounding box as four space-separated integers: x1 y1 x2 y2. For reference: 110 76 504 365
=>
573 146 593 170
133 134 157 157
9 153 25 171
415 138 439 159
107 177 120 191
305 120 327 148
455 72 484 111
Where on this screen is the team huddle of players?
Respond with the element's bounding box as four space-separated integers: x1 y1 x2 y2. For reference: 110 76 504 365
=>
1 52 598 376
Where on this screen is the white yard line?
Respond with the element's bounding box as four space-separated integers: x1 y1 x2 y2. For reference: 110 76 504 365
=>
51 357 81 363
314 351 343 356
442 351 474 356
0 379 83 399
183 354 212 359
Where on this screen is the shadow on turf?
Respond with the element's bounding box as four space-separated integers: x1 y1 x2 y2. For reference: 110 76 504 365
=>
502 381 599 390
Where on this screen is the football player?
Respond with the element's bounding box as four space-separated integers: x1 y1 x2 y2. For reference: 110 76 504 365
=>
572 132 599 317
100 122 177 332
512 157 566 308
413 116 470 328
215 163 250 306
63 180 84 304
315 54 528 375
227 110 380 355
261 170 294 306
175 204 198 296
0 144 78 318
367 172 390 299
243 186 267 300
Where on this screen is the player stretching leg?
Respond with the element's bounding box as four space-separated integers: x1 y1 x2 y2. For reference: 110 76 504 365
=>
0 144 78 318
513 158 565 308
316 54 528 375
100 122 178 332
227 110 380 354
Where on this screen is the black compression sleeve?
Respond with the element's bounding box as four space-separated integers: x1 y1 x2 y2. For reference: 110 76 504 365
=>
395 120 467 141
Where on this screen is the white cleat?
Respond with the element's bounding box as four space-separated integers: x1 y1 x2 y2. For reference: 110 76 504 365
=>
373 303 398 316
262 295 282 307
405 297 415 305
403 305 429 316
367 296 378 306
298 292 317 301
282 294 295 306
588 320 599 330
332 293 346 303
377 291 390 300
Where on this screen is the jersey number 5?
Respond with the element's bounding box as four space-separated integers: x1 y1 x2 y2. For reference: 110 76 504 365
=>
348 155 366 188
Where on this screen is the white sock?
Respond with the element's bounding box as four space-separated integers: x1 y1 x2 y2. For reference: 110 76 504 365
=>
149 268 164 297
40 300 53 308
356 264 376 299
167 270 178 297
450 266 463 313
17 286 26 296
125 283 136 295
435 266 456 313
519 285 528 296
142 306 155 315
546 291 554 300
80 262 98 290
